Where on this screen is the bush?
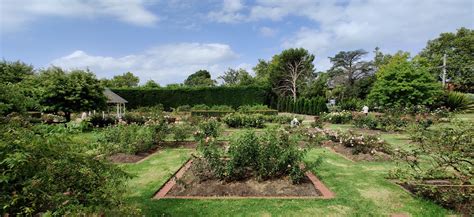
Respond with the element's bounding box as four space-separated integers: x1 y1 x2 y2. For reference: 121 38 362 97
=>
277 96 328 115
122 113 146 125
112 86 270 110
197 129 315 184
339 98 363 111
210 105 234 111
322 111 352 124
88 114 117 127
353 115 378 130
222 113 266 128
172 124 194 142
331 130 392 155
99 124 157 154
441 91 473 111
238 104 269 112
194 118 221 141
191 104 210 111
175 105 191 112
0 126 132 215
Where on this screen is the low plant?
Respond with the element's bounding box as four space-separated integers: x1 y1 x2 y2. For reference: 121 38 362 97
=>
122 113 146 125
194 118 221 141
441 91 473 112
88 114 117 127
175 105 191 112
222 113 265 128
210 105 234 111
172 124 194 142
322 111 352 124
191 104 210 111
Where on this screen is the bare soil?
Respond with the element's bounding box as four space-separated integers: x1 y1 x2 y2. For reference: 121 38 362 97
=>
167 162 322 197
107 145 161 163
322 141 391 161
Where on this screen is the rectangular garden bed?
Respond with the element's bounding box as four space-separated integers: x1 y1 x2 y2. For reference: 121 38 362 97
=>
154 159 334 199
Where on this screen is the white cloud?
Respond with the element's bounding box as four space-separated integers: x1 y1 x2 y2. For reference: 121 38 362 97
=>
1 0 159 32
207 0 246 23
50 43 240 84
259 26 277 37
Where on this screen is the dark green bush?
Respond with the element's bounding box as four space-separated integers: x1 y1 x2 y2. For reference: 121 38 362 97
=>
171 124 194 142
353 115 378 129
88 114 116 127
194 118 221 141
175 105 191 112
441 91 473 111
0 126 132 215
112 86 270 110
339 98 363 111
238 104 270 112
277 96 327 115
191 104 210 111
122 113 146 125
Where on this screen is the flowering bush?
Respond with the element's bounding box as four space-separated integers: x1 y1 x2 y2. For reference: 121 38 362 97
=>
193 118 221 141
222 113 265 128
318 128 391 155
322 111 352 124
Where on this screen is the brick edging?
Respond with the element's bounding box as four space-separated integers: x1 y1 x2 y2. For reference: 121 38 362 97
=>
153 159 335 200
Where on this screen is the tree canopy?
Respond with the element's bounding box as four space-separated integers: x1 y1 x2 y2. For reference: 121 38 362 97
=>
418 27 473 92
0 60 34 84
184 70 216 86
143 80 160 88
38 67 106 121
219 68 255 86
328 49 373 86
101 72 140 88
367 53 442 108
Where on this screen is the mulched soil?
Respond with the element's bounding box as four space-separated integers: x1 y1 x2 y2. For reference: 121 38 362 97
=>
108 145 161 163
322 141 391 161
167 162 322 197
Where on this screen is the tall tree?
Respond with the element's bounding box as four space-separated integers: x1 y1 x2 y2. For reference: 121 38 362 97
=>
184 70 216 86
102 72 140 88
143 80 160 88
38 67 106 121
328 49 373 86
269 48 315 102
368 53 442 108
418 27 474 92
0 60 34 84
253 59 271 86
219 68 255 86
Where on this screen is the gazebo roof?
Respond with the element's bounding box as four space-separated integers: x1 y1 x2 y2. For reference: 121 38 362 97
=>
104 88 128 104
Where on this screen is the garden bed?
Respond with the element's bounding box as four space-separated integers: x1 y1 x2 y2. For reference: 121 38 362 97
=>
395 180 473 215
107 145 161 163
154 159 334 199
322 141 391 161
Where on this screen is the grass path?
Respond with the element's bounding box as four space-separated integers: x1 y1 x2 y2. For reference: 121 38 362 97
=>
121 148 450 216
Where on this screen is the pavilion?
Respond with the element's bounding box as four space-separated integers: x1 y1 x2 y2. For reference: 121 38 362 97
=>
103 88 128 118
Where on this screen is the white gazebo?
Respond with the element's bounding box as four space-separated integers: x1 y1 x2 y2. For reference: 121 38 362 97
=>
104 88 128 118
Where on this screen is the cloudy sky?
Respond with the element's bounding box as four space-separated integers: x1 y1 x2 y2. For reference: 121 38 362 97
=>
1 0 472 84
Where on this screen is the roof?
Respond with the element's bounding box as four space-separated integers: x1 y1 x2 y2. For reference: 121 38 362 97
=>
104 88 128 104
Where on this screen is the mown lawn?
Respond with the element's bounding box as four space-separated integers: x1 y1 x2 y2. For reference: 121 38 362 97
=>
120 147 451 216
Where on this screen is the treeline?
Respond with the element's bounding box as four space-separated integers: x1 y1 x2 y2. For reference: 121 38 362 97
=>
277 96 328 115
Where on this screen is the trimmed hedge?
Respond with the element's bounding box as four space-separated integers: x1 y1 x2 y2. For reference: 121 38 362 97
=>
277 96 328 115
112 86 270 110
191 110 278 117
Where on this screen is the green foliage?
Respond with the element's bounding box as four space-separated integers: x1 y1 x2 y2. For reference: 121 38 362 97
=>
194 118 221 141
440 91 473 111
219 68 255 86
367 53 442 108
101 72 139 88
99 124 158 154
171 124 194 142
0 83 32 115
210 105 234 111
418 27 474 92
0 60 34 84
0 126 131 215
237 104 269 112
38 67 107 121
277 96 327 115
328 49 373 86
223 113 266 128
331 130 392 155
122 113 147 125
142 80 160 88
197 129 311 184
338 98 363 111
88 113 117 127
322 111 353 124
184 70 216 87
112 85 270 110
175 105 191 112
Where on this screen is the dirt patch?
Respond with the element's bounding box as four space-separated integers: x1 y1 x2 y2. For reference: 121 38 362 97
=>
107 145 161 163
161 141 198 149
167 162 321 197
322 141 391 161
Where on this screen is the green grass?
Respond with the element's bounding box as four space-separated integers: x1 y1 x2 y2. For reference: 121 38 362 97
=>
120 147 451 216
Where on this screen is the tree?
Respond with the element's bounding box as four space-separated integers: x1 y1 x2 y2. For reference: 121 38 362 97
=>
367 53 442 108
418 27 474 92
269 48 315 102
38 67 106 121
0 60 34 84
102 72 140 88
301 72 328 98
184 70 216 86
219 68 255 86
328 49 373 86
143 80 160 88
253 59 271 86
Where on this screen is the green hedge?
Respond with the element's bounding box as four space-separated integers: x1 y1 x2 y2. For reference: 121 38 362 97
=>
112 86 270 110
277 96 328 115
191 110 278 117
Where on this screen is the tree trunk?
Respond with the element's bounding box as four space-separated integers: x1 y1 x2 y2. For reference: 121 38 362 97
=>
65 112 71 122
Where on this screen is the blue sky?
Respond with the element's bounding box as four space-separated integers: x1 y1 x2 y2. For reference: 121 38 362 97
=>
1 0 473 84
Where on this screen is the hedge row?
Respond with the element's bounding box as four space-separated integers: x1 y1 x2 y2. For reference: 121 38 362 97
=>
277 96 328 115
111 86 270 110
191 110 278 117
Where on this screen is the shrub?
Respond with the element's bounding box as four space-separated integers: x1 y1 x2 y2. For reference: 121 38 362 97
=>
353 115 378 130
310 116 324 128
172 124 194 142
88 114 117 127
191 104 210 111
339 98 363 111
210 105 234 111
277 96 327 115
112 86 269 110
222 113 266 128
194 118 221 141
122 113 146 125
176 105 191 112
322 111 352 124
99 124 156 154
238 104 269 112
442 91 473 111
0 126 132 215
197 129 315 184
